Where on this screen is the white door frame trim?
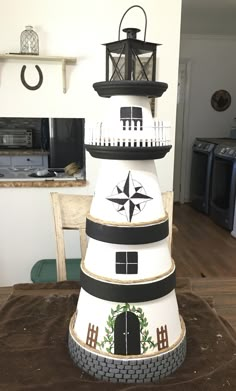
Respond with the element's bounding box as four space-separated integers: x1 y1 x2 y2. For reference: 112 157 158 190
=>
179 58 192 204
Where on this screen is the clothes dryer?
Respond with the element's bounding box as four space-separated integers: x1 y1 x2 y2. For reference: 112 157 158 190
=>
190 140 215 214
190 137 236 214
210 144 236 230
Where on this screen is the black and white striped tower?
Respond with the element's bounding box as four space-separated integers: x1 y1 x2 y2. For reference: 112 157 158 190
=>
68 6 186 383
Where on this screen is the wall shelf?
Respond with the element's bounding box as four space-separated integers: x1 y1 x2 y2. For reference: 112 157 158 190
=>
0 54 77 93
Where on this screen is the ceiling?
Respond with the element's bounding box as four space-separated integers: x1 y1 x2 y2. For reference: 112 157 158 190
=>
181 0 236 35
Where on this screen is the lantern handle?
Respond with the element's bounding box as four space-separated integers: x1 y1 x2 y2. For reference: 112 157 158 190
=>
118 5 147 41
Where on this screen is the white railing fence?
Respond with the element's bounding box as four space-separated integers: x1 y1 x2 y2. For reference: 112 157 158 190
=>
85 120 171 147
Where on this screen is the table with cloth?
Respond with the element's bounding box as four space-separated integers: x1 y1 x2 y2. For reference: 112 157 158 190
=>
0 279 236 391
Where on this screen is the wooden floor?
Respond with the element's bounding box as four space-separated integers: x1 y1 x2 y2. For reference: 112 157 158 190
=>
191 278 236 333
173 203 236 278
172 204 236 332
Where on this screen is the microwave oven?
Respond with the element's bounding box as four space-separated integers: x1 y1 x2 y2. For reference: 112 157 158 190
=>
0 129 32 148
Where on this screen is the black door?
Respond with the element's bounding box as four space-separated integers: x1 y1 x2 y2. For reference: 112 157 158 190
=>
114 311 140 355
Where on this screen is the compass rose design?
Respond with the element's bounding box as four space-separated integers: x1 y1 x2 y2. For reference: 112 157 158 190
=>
106 171 153 222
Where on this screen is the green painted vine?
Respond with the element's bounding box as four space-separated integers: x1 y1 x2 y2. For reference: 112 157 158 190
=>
97 303 157 354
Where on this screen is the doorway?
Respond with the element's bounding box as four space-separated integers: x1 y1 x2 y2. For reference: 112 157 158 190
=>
173 60 191 203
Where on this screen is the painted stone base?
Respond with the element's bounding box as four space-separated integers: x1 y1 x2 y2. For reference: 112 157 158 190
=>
68 331 186 383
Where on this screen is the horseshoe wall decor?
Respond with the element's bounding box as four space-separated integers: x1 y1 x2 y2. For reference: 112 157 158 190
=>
20 65 43 90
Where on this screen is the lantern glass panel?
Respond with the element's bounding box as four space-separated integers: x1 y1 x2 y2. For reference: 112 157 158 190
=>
134 54 154 81
110 53 154 81
110 54 126 80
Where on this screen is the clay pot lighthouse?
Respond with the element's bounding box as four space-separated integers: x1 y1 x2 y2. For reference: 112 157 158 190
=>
68 5 186 383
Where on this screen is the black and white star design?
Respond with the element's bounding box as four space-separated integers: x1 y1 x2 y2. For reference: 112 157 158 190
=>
106 171 153 222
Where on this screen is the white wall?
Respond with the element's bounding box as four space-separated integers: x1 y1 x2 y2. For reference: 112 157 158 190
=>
179 35 236 201
0 0 182 285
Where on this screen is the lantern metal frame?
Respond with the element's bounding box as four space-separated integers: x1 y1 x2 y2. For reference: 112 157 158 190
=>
104 5 160 83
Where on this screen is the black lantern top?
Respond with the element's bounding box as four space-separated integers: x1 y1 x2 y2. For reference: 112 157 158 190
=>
122 27 140 39
103 5 160 83
93 5 168 99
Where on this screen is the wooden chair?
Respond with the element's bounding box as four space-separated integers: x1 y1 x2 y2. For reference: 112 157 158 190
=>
51 192 93 281
162 191 174 250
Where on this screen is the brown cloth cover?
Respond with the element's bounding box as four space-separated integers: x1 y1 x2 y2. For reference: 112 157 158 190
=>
0 279 236 391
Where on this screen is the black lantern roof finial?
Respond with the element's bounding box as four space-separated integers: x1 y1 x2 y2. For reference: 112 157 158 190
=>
122 27 140 40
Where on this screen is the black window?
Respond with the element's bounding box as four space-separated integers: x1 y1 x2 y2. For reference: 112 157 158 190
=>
116 252 138 274
120 107 143 130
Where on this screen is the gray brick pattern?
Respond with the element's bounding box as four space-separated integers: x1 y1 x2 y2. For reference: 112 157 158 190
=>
68 331 186 383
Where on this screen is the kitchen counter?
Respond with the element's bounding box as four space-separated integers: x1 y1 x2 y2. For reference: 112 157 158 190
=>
0 168 87 188
0 149 49 155
0 149 86 187
0 179 87 188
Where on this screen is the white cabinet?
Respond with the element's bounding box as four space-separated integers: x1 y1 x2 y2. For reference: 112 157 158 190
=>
11 155 48 168
0 154 48 169
0 156 11 166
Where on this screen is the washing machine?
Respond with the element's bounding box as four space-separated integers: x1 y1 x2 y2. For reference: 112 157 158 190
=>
210 144 236 230
190 137 236 214
190 140 215 214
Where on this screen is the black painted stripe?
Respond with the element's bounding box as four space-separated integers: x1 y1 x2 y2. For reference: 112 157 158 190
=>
86 217 169 244
85 145 172 160
80 268 176 302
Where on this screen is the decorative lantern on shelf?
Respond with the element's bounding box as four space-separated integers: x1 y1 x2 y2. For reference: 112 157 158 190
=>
20 25 39 55
104 5 160 82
